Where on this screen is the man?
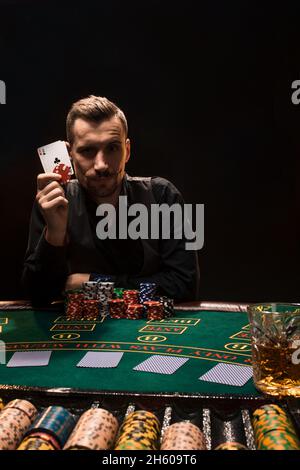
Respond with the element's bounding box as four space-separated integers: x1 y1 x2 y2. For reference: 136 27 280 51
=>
22 96 200 305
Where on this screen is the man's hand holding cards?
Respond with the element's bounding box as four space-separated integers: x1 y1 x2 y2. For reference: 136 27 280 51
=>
36 140 73 247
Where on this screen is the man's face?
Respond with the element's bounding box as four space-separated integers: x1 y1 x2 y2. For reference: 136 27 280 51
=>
69 116 130 201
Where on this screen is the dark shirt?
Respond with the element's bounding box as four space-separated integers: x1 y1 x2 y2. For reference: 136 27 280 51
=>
22 174 200 305
84 188 144 275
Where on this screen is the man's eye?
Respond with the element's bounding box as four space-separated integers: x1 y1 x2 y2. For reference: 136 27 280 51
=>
107 143 119 152
81 148 94 155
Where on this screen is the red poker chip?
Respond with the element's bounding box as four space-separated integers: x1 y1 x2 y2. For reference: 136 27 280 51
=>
143 300 164 320
126 303 144 319
109 299 126 317
123 291 139 305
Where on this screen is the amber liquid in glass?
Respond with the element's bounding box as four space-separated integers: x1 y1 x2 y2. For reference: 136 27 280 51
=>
252 340 300 396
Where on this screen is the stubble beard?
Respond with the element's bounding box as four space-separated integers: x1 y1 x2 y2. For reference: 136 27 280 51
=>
87 174 122 199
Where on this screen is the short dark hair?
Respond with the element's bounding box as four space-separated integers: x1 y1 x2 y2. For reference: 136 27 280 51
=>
66 95 128 144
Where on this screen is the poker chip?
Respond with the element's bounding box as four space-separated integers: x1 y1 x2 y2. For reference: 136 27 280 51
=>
123 290 140 306
0 400 38 450
97 282 115 316
214 441 248 450
114 440 149 450
4 399 38 421
160 421 207 450
63 408 119 450
25 406 76 449
65 289 100 320
214 442 248 450
114 410 161 451
63 285 174 323
113 288 124 299
139 283 157 304
82 281 98 300
109 299 126 319
252 404 300 450
17 436 57 451
143 301 164 320
154 296 174 318
20 431 60 450
82 299 99 321
0 399 4 411
126 304 144 320
65 291 84 320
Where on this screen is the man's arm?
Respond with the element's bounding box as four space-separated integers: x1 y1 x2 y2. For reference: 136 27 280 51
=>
120 252 199 302
22 173 70 306
21 199 69 306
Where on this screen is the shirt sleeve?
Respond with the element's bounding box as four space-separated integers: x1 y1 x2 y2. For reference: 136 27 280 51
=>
117 178 200 302
21 200 69 306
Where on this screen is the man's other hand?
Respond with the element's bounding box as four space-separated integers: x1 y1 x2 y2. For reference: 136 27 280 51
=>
65 273 90 291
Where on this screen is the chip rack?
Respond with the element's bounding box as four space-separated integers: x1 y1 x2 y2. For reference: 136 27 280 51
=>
0 386 299 450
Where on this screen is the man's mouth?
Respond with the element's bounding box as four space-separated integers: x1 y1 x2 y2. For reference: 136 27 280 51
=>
89 174 114 181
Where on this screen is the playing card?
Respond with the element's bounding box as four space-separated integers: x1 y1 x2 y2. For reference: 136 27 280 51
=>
133 355 189 375
198 363 253 386
76 351 124 368
37 140 74 183
6 351 52 367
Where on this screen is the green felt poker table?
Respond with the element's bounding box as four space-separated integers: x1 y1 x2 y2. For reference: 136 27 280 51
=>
0 301 255 396
2 300 300 451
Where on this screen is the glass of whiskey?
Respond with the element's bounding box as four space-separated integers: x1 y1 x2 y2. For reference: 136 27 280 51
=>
248 303 300 397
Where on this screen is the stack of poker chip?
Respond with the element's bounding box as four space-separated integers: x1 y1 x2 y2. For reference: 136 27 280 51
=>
123 290 140 306
160 421 207 450
114 410 161 450
215 442 248 450
82 282 100 319
82 299 99 321
0 399 38 450
154 296 174 318
64 284 175 322
18 406 76 451
252 404 300 450
126 304 144 320
143 301 164 320
108 299 126 319
82 281 98 300
139 283 157 304
63 408 119 450
97 282 115 316
65 289 84 320
123 290 143 319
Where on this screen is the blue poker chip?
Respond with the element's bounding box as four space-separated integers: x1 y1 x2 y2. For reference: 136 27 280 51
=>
139 283 157 304
26 406 76 448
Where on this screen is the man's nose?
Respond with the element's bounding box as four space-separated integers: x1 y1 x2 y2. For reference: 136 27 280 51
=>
94 150 108 172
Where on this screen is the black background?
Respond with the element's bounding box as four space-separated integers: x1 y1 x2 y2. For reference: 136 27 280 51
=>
0 0 300 302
